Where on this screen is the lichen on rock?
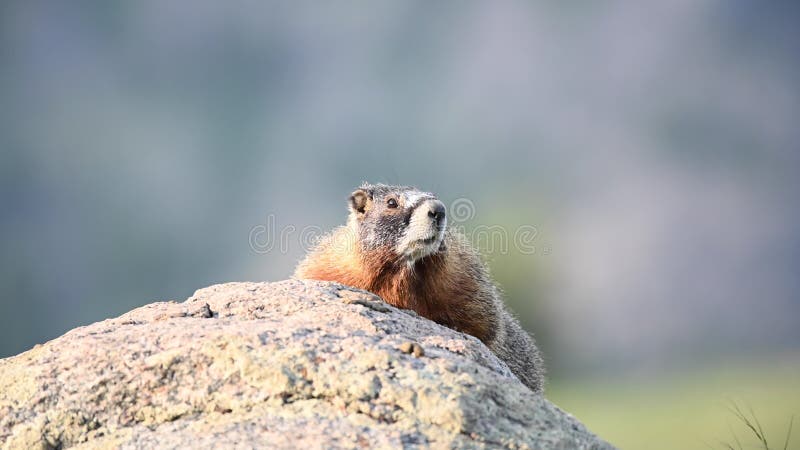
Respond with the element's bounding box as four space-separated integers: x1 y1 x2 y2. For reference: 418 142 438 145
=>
0 280 614 449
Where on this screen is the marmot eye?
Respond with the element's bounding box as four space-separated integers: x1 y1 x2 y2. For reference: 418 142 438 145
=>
387 198 398 209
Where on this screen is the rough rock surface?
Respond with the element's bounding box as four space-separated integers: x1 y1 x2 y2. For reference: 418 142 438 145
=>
0 280 614 449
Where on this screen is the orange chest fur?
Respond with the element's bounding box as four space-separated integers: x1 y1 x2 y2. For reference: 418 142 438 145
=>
299 247 492 343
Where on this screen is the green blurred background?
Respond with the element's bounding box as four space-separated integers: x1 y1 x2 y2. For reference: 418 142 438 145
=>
1 2 798 448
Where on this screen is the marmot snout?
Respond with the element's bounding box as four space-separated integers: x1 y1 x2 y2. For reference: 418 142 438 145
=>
294 182 545 392
395 197 447 262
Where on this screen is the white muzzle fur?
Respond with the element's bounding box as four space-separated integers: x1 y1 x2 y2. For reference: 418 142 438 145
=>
396 198 447 262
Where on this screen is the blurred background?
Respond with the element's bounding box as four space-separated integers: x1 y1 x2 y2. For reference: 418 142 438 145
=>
1 1 798 448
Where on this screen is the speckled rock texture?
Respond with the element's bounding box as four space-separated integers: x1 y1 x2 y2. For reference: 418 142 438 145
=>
0 280 614 449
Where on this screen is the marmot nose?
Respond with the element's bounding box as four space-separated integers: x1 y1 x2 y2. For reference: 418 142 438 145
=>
426 200 446 225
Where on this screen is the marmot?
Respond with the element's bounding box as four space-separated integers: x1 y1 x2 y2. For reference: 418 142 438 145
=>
294 183 545 393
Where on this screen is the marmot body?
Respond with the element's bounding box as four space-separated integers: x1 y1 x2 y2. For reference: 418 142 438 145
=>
294 183 544 392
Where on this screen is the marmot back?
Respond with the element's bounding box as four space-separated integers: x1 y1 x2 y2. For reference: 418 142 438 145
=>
294 183 545 393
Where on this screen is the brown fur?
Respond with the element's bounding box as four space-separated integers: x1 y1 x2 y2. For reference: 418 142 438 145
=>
295 227 496 339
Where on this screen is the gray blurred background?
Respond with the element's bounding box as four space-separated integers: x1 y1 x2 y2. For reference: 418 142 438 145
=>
2 1 798 383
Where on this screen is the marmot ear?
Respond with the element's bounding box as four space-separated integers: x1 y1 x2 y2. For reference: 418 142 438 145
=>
349 189 370 215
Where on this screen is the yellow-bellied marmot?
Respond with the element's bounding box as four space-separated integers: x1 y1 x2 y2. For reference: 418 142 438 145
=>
294 183 544 393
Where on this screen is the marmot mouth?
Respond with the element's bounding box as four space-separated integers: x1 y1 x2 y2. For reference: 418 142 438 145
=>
419 236 439 245
399 234 444 262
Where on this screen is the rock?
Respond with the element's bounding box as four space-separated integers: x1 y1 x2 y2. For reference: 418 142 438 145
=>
0 280 614 449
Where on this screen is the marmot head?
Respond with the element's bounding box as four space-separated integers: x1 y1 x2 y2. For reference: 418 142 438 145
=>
347 183 447 264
